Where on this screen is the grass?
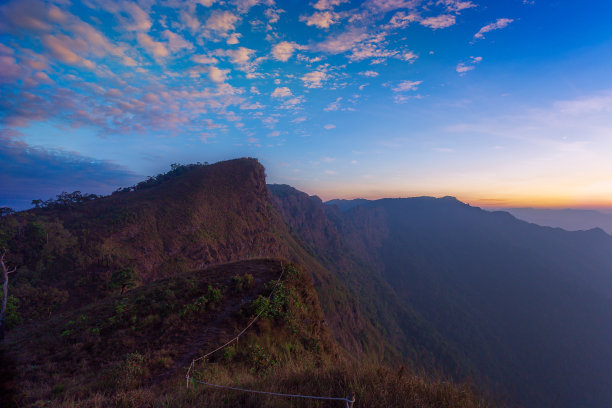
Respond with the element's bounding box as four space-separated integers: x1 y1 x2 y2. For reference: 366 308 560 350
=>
1 259 493 407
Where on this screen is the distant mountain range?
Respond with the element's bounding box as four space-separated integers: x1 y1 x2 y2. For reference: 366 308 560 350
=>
492 207 612 235
2 159 611 407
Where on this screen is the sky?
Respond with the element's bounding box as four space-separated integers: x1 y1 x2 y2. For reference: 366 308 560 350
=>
2 0 612 210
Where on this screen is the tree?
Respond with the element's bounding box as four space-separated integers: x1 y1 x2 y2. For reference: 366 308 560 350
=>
109 267 138 295
1 248 17 340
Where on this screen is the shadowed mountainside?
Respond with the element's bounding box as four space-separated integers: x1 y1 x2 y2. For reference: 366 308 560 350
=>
321 196 612 408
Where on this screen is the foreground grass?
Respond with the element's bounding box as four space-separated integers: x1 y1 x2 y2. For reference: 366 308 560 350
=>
48 362 491 408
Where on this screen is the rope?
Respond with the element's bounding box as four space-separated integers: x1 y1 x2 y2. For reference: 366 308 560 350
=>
186 261 287 383
192 379 354 403
184 261 356 406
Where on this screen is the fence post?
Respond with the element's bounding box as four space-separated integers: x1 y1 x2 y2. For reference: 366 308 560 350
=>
346 391 355 408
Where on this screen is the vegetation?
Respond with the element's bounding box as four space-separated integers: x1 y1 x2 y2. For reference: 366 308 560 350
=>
0 158 502 407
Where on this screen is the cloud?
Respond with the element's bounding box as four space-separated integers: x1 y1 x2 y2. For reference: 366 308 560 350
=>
216 47 257 72
137 33 169 59
360 70 379 77
437 0 476 12
399 51 418 62
271 87 292 98
121 2 152 32
300 11 338 29
393 80 422 92
474 18 514 40
272 41 306 62
208 66 230 83
0 133 139 209
42 34 95 69
366 0 418 13
161 29 194 52
387 11 420 29
316 29 368 54
205 10 239 37
226 33 241 44
324 97 342 111
301 70 328 88
192 54 219 64
313 0 348 10
456 56 482 74
420 15 455 29
324 124 336 129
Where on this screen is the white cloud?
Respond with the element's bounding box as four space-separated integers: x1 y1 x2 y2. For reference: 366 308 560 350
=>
272 41 306 62
366 0 416 13
324 97 342 111
161 30 193 52
393 80 422 92
192 54 219 64
217 47 256 71
226 33 241 44
324 124 336 130
302 70 328 88
420 15 455 29
456 56 482 74
292 116 307 123
317 29 368 54
437 0 476 12
271 87 292 98
360 70 379 77
399 51 418 63
205 10 239 37
387 11 420 29
268 130 281 137
474 18 514 40
137 33 169 59
300 11 338 29
208 66 230 83
313 0 348 10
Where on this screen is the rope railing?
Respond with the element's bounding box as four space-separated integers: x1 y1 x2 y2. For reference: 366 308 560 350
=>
186 261 286 384
192 379 355 407
184 260 355 406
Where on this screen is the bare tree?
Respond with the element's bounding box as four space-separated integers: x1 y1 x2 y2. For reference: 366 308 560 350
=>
1 248 17 340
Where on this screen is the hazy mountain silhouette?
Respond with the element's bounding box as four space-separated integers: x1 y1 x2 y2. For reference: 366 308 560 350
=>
274 192 612 407
495 207 612 235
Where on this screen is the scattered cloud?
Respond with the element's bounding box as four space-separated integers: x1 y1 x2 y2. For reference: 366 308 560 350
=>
393 80 423 92
301 11 339 29
456 56 482 74
474 18 514 40
420 15 456 29
324 124 336 129
302 70 328 88
271 87 292 98
272 41 306 62
360 70 379 77
137 33 169 59
205 10 240 38
324 97 342 111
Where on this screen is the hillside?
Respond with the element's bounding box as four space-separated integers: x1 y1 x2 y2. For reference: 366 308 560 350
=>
0 159 386 358
0 158 493 407
320 196 612 407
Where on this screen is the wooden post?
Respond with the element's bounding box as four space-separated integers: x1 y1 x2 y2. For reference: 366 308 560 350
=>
346 391 355 408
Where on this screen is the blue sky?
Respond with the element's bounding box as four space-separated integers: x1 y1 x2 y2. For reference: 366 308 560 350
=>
2 0 612 209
